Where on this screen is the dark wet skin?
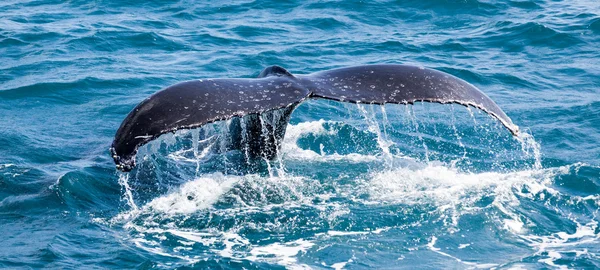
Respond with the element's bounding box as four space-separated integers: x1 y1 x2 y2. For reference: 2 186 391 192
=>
111 64 518 172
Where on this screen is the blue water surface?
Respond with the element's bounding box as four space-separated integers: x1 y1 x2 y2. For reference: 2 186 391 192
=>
1 0 600 269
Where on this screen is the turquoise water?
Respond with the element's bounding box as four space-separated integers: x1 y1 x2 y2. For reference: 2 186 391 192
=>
1 0 600 268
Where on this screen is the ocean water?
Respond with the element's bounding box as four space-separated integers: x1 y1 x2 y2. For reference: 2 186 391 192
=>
1 0 600 268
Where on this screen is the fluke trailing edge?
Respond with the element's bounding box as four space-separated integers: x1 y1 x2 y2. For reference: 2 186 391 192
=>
111 64 519 172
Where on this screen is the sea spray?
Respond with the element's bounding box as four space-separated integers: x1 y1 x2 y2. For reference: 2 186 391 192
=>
118 173 138 211
113 100 565 269
407 105 431 162
192 128 200 175
355 103 395 165
516 131 543 169
449 105 468 167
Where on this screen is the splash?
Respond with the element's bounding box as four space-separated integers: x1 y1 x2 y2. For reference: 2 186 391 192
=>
516 131 543 169
449 105 467 167
281 119 381 163
111 102 581 268
365 163 562 229
247 239 315 267
355 103 394 161
118 173 138 211
406 105 431 162
143 174 239 214
112 155 598 268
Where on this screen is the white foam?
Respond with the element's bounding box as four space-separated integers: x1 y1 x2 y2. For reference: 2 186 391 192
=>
167 229 219 246
427 236 441 251
331 259 353 270
366 163 565 209
132 237 200 265
538 251 566 269
115 160 591 268
118 161 595 268
1 163 27 178
428 236 499 268
0 163 15 169
364 162 586 245
519 220 599 268
112 111 596 268
315 227 390 239
219 232 250 258
504 218 524 233
327 231 369 236
370 165 518 206
458 243 471 249
247 239 314 268
145 173 239 214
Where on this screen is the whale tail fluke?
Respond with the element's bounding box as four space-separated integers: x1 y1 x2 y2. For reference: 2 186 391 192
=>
111 64 518 172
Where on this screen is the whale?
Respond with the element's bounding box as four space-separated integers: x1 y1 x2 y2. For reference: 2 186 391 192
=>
111 64 519 172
